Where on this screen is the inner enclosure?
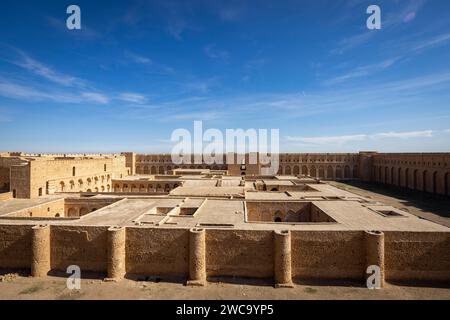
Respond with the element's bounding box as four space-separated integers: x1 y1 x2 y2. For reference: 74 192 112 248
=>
245 201 336 223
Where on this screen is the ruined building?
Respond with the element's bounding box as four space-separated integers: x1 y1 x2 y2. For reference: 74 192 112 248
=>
0 151 448 287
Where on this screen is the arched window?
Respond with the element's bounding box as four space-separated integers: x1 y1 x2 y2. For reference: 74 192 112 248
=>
104 164 107 172
274 217 282 223
72 167 76 176
38 188 43 196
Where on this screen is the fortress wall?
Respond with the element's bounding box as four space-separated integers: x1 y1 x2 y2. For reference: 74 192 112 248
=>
0 167 10 190
0 157 26 191
371 153 450 195
205 229 274 278
10 164 30 198
125 227 189 276
291 231 365 280
134 152 449 196
1 225 449 284
50 226 108 272
384 231 450 281
64 198 119 217
0 225 32 268
5 199 65 218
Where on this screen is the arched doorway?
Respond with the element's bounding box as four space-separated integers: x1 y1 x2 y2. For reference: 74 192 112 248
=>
413 169 418 190
422 171 428 192
433 171 438 194
285 166 291 175
318 167 325 178
327 166 333 179
405 168 409 189
344 166 350 179
310 166 316 178
445 172 449 196
301 166 308 175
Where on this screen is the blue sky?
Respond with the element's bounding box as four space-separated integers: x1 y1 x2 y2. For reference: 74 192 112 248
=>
1 0 450 153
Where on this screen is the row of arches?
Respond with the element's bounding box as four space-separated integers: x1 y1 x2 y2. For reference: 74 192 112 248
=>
113 182 180 193
135 164 227 174
279 165 358 179
66 207 98 217
373 166 450 195
59 175 111 192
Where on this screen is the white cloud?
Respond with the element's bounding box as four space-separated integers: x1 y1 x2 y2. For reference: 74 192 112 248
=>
118 93 147 104
408 33 450 53
81 92 109 104
373 130 433 139
0 80 76 103
324 57 401 85
286 134 367 145
125 51 152 65
14 52 85 87
285 130 434 146
0 80 111 105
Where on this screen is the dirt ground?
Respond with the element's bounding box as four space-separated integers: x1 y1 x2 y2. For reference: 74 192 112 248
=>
0 272 449 300
329 180 450 227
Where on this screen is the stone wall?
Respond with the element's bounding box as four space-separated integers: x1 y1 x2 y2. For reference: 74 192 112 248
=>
125 228 189 276
3 198 65 218
0 225 32 268
50 226 109 272
3 155 129 199
291 231 365 280
64 198 120 217
384 231 450 281
206 229 274 278
1 225 448 284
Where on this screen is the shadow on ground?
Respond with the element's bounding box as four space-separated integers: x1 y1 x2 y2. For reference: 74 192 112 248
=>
331 180 450 220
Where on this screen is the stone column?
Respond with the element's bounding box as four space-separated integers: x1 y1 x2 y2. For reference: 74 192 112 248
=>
106 226 126 281
274 230 294 288
31 225 51 277
187 228 206 286
365 230 385 288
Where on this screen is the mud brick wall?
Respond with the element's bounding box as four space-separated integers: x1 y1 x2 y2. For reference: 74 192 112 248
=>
125 227 189 276
206 229 274 278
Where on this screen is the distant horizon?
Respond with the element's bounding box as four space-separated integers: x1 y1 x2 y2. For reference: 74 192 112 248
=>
2 149 449 155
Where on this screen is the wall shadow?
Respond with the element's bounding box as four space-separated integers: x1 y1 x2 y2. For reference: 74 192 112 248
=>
335 180 450 219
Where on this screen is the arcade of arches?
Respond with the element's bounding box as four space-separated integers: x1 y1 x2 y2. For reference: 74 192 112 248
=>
134 152 450 196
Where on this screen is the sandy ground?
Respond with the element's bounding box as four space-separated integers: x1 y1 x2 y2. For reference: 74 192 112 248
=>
329 181 450 227
0 272 449 300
